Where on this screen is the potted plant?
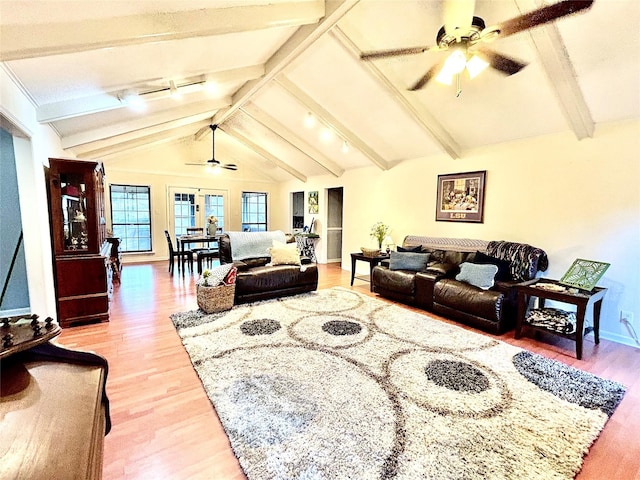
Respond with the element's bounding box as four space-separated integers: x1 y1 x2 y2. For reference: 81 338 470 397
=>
207 215 218 236
370 222 391 249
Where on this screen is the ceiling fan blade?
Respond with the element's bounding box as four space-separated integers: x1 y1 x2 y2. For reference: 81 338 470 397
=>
360 45 435 60
443 0 476 38
408 60 446 91
476 48 527 76
491 0 594 39
185 163 207 166
223 164 238 171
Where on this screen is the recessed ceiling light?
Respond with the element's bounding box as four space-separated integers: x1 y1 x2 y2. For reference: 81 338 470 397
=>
304 112 316 128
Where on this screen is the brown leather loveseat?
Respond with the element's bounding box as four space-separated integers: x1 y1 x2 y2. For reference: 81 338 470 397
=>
219 232 318 304
372 236 548 334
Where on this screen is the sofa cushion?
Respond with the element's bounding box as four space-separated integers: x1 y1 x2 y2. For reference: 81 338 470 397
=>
389 251 430 272
425 262 458 276
473 250 513 281
372 267 416 296
455 262 498 290
434 279 504 322
237 264 317 293
397 245 422 252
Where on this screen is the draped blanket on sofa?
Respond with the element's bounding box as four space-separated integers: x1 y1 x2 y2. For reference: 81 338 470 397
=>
227 231 286 261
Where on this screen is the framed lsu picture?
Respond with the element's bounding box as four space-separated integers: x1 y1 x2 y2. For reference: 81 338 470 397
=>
436 170 486 223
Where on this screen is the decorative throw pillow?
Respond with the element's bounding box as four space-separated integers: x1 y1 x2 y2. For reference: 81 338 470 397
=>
397 245 422 253
200 263 235 287
455 262 499 290
473 251 513 281
224 265 237 286
268 240 301 266
389 251 430 272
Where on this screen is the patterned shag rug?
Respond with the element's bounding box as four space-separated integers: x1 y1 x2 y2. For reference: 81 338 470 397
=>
170 287 625 480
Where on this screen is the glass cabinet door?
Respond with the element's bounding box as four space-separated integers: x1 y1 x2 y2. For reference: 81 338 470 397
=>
60 172 89 252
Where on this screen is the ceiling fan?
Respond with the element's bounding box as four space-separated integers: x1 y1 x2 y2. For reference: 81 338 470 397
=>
360 0 594 92
185 125 238 171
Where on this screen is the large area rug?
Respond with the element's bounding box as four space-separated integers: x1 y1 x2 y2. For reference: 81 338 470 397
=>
170 287 625 480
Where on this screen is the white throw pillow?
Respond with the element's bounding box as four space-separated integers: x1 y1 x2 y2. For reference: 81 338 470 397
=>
268 240 301 266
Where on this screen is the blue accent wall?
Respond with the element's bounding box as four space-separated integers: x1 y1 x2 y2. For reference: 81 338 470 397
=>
0 127 30 313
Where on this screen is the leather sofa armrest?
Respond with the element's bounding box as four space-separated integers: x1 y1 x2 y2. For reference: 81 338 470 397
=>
415 271 445 311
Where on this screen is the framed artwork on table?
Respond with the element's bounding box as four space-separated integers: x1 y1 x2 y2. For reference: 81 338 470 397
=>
559 259 610 291
436 170 486 223
308 191 319 214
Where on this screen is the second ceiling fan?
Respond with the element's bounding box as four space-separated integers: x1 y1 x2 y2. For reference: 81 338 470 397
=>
186 125 238 171
360 0 595 92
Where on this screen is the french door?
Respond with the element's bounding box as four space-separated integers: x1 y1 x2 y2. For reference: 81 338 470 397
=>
168 187 228 238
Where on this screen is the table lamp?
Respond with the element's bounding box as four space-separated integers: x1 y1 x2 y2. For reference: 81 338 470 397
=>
384 235 394 254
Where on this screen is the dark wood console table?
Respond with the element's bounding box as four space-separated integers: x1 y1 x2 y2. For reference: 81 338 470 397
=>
515 279 607 360
0 314 110 479
350 252 388 292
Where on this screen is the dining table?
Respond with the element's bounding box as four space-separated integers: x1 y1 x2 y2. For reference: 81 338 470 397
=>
176 234 221 272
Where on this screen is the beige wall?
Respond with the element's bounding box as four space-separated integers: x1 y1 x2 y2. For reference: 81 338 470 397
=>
279 119 640 347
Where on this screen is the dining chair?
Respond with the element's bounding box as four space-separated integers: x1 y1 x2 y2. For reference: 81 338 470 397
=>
164 230 192 274
186 227 204 235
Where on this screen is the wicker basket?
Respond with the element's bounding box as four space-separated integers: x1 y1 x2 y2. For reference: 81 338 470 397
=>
197 284 235 313
360 247 381 258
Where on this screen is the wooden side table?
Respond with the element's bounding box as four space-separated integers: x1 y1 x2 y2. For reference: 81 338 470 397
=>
515 279 607 360
350 252 388 292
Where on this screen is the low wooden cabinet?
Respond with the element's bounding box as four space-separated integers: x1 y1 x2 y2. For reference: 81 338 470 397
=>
0 317 110 479
46 158 110 327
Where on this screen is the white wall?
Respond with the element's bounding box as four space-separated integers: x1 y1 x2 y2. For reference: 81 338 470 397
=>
280 119 640 348
1 66 68 320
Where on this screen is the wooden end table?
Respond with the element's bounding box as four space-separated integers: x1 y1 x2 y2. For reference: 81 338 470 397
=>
515 279 607 360
350 252 388 292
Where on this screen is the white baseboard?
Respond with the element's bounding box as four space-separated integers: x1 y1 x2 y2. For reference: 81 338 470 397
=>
599 330 640 349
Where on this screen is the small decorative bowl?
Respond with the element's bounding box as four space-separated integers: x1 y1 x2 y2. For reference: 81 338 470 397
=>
360 247 381 258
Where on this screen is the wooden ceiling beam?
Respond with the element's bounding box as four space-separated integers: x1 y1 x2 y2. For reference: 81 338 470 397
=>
37 65 262 123
220 125 307 183
62 102 230 151
72 120 212 159
241 104 344 178
330 26 462 160
0 2 324 61
213 0 360 126
514 0 594 139
275 75 389 171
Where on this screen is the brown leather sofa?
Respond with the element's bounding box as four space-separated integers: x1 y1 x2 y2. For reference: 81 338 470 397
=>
219 233 318 304
372 236 548 334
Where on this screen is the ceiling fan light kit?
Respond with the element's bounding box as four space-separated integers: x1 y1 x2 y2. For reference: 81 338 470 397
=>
360 0 595 94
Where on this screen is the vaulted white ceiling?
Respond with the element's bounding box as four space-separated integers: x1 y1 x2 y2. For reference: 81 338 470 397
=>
2 0 639 182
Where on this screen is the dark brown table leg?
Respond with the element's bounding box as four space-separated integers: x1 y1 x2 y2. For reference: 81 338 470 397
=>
515 291 527 339
593 299 602 344
575 303 587 360
350 255 356 286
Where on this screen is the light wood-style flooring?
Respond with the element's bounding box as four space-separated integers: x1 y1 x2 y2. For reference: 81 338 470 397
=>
58 262 640 479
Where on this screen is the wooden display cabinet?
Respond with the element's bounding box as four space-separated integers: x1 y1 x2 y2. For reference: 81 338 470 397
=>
46 158 111 327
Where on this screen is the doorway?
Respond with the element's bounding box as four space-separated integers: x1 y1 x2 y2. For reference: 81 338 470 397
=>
291 191 304 231
168 187 228 238
326 187 343 263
